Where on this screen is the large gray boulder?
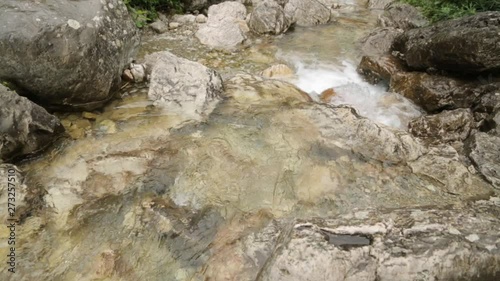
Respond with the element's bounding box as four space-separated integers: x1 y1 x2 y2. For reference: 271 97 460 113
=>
0 84 64 161
378 3 428 30
284 0 331 26
467 132 500 189
0 0 140 111
145 51 224 118
195 1 249 49
249 0 292 35
393 12 500 74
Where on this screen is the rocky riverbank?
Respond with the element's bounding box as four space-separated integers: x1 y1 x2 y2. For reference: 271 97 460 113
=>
0 0 499 280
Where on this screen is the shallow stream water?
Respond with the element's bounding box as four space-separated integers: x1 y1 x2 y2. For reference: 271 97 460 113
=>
0 2 449 280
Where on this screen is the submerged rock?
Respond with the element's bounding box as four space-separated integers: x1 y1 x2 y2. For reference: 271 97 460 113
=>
0 85 64 161
249 0 292 35
467 132 500 189
393 12 500 74
284 0 331 27
0 0 140 110
195 1 249 49
378 3 428 30
409 109 474 143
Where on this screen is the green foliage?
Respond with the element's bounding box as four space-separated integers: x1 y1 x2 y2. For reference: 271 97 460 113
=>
124 0 184 28
400 0 500 22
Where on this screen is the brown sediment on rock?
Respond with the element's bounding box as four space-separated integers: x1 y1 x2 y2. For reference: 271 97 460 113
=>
320 88 337 103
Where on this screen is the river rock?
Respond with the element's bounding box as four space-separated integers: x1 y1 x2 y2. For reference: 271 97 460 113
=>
357 55 406 84
150 20 168 33
260 64 295 79
389 72 481 113
368 0 394 9
284 0 331 26
378 3 428 30
392 12 500 74
249 0 292 35
0 0 140 110
409 109 474 143
0 85 64 161
145 51 223 118
359 27 403 56
467 132 500 189
195 1 249 49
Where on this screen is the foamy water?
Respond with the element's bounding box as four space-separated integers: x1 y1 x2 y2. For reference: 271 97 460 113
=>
285 58 422 129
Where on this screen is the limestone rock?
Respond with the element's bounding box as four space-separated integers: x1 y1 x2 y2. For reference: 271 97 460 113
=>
359 27 403 56
392 12 500 74
467 132 500 189
357 55 407 84
368 0 394 9
0 85 64 161
0 0 140 110
409 109 474 143
284 0 331 27
378 3 428 30
389 72 480 113
195 1 249 49
260 64 295 79
150 20 168 33
145 51 223 118
249 0 292 35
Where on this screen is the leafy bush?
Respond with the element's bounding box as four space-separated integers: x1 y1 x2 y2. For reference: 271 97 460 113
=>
400 0 500 22
124 0 184 28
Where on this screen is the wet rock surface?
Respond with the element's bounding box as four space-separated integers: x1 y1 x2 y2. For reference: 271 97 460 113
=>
378 2 428 30
195 1 249 49
357 54 406 84
0 0 140 110
0 85 64 161
359 27 403 56
467 132 500 189
389 72 480 113
409 108 474 143
249 0 292 35
393 12 500 74
284 0 331 26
